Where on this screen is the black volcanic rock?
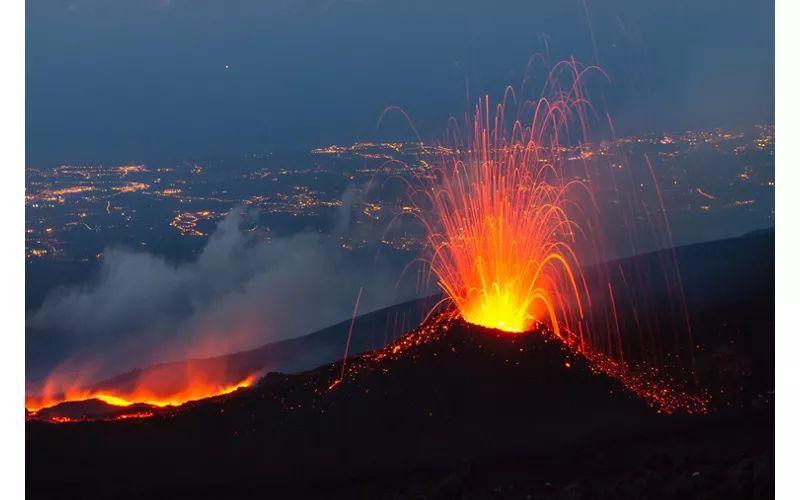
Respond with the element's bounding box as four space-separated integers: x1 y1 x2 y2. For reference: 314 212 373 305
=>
26 313 681 493
34 398 119 421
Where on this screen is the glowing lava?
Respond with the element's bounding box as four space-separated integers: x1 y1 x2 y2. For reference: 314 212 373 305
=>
409 60 598 336
25 375 255 415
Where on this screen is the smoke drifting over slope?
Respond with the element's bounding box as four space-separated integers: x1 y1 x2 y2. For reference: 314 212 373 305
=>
27 195 421 387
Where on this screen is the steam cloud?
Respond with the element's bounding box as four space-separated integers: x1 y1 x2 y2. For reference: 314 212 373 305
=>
27 189 421 385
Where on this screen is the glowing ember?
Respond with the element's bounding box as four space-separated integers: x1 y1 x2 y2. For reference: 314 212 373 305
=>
25 375 255 416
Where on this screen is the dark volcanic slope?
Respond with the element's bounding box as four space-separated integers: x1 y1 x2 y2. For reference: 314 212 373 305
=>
26 315 648 494
27 310 772 499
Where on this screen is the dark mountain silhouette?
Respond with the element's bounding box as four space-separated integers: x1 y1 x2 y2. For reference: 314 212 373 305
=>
33 399 156 422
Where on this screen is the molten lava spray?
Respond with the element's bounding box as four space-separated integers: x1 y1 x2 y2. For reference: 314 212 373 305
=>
410 60 600 340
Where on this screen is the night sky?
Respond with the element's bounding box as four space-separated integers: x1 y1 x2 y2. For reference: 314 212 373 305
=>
27 0 774 165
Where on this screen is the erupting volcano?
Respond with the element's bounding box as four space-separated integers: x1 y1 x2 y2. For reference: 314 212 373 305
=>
28 57 701 423
377 56 703 403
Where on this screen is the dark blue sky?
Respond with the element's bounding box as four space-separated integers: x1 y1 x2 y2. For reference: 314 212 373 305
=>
26 0 774 165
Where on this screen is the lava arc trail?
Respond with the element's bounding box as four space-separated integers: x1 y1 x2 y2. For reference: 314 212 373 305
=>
404 60 601 341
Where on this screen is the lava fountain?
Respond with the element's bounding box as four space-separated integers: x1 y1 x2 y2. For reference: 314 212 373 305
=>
399 59 603 340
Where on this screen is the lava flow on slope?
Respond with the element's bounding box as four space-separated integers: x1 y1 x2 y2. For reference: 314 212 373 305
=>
26 363 257 423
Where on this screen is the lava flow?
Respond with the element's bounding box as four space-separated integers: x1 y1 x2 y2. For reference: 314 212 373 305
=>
405 60 600 338
26 374 255 419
